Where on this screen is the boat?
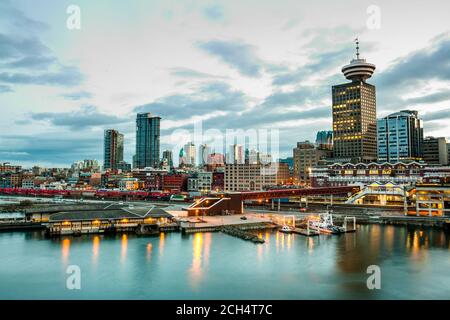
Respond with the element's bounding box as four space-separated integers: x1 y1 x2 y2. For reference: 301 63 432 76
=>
309 210 343 235
279 225 293 233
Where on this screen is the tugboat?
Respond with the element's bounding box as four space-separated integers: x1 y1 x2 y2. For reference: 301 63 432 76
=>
279 225 293 233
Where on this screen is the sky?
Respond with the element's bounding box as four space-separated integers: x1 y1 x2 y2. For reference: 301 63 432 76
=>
0 0 449 168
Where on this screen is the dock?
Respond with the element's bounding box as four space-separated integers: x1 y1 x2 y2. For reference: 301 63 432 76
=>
292 227 319 236
221 226 265 244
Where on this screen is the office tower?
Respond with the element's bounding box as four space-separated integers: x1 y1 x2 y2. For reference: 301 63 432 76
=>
104 129 124 170
199 144 211 165
135 113 161 169
332 39 377 162
184 142 196 166
227 144 244 164
293 141 332 184
377 110 423 162
315 131 333 148
423 137 448 165
162 150 173 168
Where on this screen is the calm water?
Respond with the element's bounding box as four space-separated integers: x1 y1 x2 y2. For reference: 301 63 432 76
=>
0 225 449 300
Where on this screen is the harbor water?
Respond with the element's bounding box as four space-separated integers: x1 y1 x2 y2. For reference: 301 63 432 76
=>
0 224 449 299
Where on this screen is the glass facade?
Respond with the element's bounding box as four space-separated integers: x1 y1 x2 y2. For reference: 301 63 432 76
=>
377 110 423 162
135 113 161 169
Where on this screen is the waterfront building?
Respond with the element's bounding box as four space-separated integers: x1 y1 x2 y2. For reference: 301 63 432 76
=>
293 141 332 185
377 110 423 162
414 184 450 216
224 162 289 192
104 129 124 171
46 205 175 236
332 40 377 162
423 136 448 165
135 113 161 169
162 150 173 169
310 161 426 187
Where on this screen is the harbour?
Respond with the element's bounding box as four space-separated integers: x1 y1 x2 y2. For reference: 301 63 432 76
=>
0 223 449 300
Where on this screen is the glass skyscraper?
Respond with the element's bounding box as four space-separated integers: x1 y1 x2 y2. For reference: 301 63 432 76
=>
332 40 377 162
377 110 423 162
135 113 161 169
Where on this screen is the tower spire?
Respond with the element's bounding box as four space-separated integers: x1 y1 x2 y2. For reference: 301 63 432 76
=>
355 37 360 59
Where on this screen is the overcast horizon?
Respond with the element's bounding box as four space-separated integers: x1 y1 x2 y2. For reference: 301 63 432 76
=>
1 0 450 168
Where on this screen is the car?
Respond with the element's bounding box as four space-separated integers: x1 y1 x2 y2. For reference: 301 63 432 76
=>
240 216 248 220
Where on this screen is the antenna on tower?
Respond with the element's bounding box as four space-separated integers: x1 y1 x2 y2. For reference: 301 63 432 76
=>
355 37 360 59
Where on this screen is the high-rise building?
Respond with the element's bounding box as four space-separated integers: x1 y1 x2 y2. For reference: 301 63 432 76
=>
184 142 196 166
104 129 124 170
199 144 211 165
423 136 448 165
377 110 423 162
332 39 377 162
315 131 333 148
135 113 161 169
162 150 173 168
293 141 332 184
227 144 244 164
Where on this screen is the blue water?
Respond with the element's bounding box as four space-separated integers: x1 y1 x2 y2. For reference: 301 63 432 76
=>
0 224 449 299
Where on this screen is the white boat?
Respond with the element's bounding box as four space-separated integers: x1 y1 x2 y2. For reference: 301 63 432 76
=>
279 225 293 233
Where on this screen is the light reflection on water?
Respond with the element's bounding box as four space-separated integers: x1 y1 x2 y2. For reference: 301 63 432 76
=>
0 224 449 299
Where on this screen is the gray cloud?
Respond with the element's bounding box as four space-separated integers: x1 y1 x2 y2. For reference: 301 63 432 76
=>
376 34 450 95
0 1 48 34
405 91 450 106
0 133 102 166
0 4 84 89
197 40 264 77
0 66 83 87
30 106 128 130
135 81 248 120
422 108 450 122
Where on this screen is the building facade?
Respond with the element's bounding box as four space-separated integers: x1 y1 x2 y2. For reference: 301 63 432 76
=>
224 163 289 192
332 40 377 162
293 141 332 184
423 136 448 165
309 161 450 187
162 150 173 169
377 110 423 162
104 129 124 171
135 113 161 169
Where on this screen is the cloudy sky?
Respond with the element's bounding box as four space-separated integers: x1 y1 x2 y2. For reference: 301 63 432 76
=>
0 0 449 167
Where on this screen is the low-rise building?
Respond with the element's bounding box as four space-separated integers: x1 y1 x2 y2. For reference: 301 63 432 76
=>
311 161 426 187
224 162 290 192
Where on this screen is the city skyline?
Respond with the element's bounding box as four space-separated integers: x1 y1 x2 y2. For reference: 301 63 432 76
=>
1 0 450 167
